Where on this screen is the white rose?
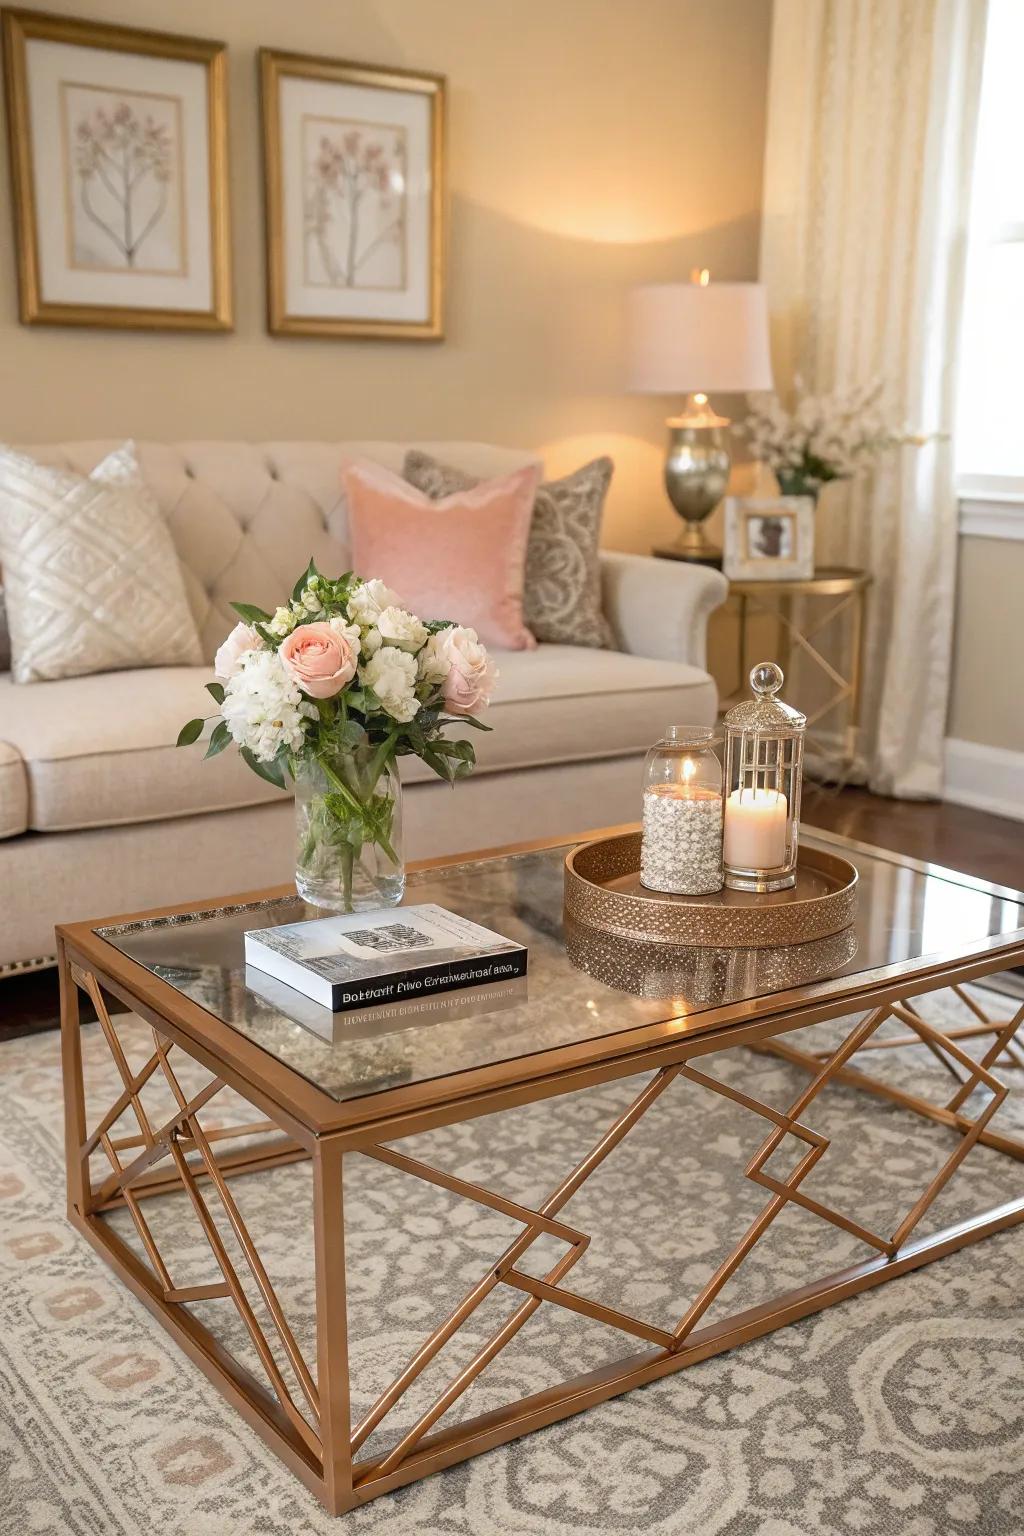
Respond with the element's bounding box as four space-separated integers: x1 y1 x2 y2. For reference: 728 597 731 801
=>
328 615 363 655
422 626 497 715
221 650 315 762
361 645 420 723
267 605 297 638
347 578 401 627
213 622 263 681
375 605 428 654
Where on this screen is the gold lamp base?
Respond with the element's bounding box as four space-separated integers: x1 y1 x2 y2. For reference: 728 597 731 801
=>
653 524 723 565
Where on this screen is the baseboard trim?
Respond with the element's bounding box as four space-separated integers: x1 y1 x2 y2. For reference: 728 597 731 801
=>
944 738 1024 822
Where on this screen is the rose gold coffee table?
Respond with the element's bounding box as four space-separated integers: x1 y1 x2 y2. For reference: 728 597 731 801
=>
57 826 1024 1515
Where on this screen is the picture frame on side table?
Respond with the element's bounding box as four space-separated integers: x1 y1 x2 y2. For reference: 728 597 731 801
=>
723 496 815 581
260 47 445 340
1 8 232 330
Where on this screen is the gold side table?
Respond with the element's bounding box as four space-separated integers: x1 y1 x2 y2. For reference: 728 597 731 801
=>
720 566 872 779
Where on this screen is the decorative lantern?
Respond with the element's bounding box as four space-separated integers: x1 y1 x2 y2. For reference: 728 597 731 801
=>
640 725 724 895
722 662 806 892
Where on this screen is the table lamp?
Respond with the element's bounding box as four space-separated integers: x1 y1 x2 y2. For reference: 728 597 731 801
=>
628 270 773 564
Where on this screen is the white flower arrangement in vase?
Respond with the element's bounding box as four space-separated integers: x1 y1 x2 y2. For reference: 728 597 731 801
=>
178 562 496 912
742 378 927 500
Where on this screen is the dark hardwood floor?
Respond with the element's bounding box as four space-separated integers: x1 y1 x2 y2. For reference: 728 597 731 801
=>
2 788 1023 1044
802 783 1024 889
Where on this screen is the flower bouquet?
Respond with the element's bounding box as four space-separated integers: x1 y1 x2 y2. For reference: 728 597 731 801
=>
742 379 926 500
178 562 495 912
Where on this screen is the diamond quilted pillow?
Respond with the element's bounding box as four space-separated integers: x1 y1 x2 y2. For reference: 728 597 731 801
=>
0 441 202 683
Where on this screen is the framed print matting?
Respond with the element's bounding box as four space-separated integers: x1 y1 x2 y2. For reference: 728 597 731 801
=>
260 48 445 340
723 496 815 582
1 8 231 330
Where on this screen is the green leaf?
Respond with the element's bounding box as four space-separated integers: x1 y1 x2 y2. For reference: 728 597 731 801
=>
440 739 476 764
205 681 225 705
291 557 319 603
204 720 232 760
240 747 287 789
335 718 368 749
423 618 457 634
421 745 457 785
346 686 381 716
365 729 399 790
230 601 273 624
439 713 492 732
246 620 280 650
176 718 205 747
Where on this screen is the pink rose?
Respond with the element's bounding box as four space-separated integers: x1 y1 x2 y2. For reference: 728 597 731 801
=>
214 622 263 681
279 621 358 699
435 626 497 715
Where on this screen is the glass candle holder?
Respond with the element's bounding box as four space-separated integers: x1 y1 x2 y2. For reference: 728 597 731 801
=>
722 662 806 892
640 726 724 895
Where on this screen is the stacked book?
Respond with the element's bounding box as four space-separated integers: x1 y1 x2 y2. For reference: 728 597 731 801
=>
245 903 527 1016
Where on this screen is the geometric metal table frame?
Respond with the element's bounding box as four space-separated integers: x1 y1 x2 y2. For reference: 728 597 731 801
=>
57 836 1024 1516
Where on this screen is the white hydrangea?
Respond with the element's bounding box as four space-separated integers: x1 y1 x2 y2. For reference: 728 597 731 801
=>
360 645 420 723
328 615 363 655
221 650 314 762
347 578 401 628
267 605 297 638
418 629 453 684
376 605 428 653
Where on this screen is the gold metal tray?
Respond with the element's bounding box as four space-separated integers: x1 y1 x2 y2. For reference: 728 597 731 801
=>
564 831 858 948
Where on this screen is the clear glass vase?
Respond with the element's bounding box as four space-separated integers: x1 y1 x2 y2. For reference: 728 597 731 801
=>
294 747 404 913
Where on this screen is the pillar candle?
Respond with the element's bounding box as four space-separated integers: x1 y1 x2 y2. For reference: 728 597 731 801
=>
723 787 788 870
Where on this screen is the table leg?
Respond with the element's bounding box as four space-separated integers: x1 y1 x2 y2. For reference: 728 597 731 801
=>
737 593 749 697
58 941 91 1219
313 1137 356 1514
847 583 868 769
778 593 794 681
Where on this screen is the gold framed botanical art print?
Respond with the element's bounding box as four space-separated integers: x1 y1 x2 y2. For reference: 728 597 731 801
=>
260 48 445 340
1 8 232 330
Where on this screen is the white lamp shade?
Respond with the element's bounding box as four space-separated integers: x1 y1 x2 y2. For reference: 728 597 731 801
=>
628 281 773 394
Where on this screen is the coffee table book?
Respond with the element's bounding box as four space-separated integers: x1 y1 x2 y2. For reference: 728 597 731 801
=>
243 903 527 1012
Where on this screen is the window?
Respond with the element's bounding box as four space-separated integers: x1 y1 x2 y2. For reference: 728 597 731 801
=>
956 0 1024 494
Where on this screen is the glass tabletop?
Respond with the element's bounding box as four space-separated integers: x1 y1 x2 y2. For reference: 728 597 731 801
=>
97 833 1024 1105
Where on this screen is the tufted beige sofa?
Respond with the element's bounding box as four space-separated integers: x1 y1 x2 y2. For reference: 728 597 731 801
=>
0 440 727 972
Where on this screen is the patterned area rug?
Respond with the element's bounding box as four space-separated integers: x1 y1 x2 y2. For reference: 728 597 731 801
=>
1 994 1023 1536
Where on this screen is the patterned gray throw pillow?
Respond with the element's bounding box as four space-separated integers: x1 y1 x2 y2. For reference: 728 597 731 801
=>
403 451 614 648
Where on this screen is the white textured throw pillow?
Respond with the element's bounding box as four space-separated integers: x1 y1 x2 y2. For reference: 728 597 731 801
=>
0 442 202 683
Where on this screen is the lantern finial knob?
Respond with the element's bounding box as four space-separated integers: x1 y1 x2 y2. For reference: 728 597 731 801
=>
750 661 784 698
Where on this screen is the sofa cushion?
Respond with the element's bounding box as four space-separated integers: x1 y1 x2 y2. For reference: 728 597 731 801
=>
14 442 540 664
402 645 717 783
0 741 27 837
0 645 714 836
0 442 202 684
0 668 285 836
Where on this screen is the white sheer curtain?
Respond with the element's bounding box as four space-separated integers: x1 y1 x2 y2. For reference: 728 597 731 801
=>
759 0 988 796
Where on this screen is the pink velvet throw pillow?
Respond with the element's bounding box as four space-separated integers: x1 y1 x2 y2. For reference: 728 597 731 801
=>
344 459 542 650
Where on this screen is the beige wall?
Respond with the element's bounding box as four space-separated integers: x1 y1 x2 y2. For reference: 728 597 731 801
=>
0 0 772 554
947 536 1024 754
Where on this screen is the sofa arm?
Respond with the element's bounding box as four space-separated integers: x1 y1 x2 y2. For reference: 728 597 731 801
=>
600 552 728 669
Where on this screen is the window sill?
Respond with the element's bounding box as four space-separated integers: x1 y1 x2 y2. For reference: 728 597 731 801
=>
957 493 1024 541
